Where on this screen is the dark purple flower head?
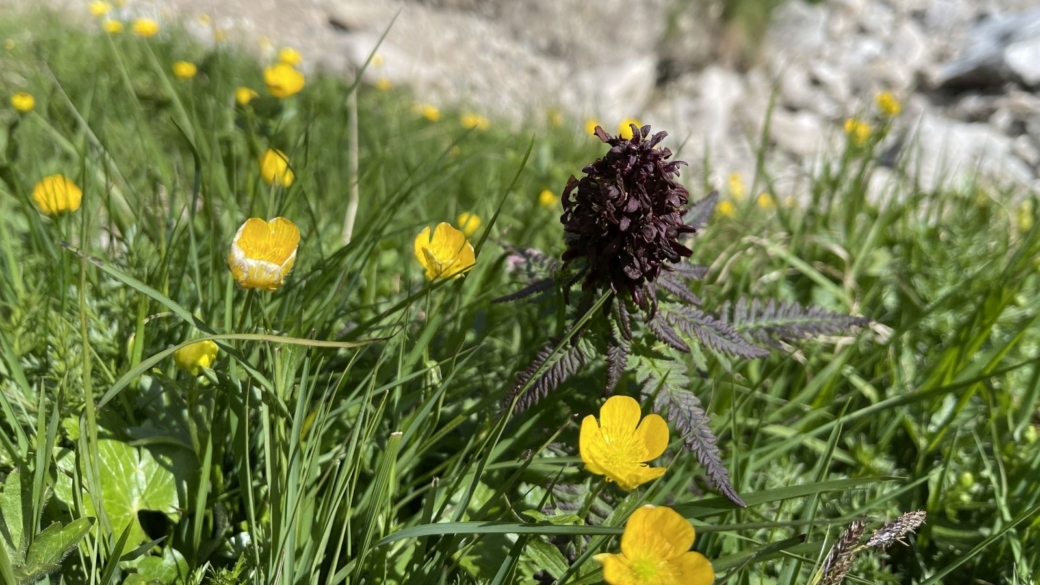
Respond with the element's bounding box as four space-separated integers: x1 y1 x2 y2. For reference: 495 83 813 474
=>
560 124 694 313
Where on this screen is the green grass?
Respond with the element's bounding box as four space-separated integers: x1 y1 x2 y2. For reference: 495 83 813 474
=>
1 7 1039 585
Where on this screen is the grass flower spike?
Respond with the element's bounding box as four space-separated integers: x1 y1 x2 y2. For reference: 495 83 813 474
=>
596 505 714 585
172 61 197 80
580 395 669 490
264 63 305 98
228 217 301 290
235 87 259 105
414 222 476 280
174 340 219 375
132 18 160 37
11 92 34 113
32 175 82 215
260 149 294 187
456 212 481 237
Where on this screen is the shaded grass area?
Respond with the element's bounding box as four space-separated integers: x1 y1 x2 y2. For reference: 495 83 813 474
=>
0 7 1038 584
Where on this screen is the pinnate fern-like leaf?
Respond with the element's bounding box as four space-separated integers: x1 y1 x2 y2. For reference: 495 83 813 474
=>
605 321 630 393
648 313 690 353
665 305 770 359
719 298 869 344
508 339 590 412
636 356 745 507
657 272 702 305
683 190 719 230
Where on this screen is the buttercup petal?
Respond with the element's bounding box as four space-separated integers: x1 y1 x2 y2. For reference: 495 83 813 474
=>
620 506 695 562
414 226 433 268
421 248 444 280
228 217 300 289
596 553 638 585
579 414 608 476
616 466 667 492
599 395 643 437
634 413 669 460
431 222 466 258
671 552 715 585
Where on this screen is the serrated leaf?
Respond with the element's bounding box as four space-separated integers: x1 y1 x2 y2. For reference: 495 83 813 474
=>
666 305 770 359
719 298 869 344
22 517 95 580
648 314 690 353
657 273 702 306
683 190 719 230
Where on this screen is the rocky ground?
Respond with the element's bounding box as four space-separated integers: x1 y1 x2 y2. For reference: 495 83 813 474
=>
5 0 1040 199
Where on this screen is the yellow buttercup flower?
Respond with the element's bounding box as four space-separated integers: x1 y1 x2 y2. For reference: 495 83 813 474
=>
585 119 601 136
456 212 481 237
617 118 642 140
172 61 197 80
103 19 124 33
580 395 669 491
259 149 294 187
413 222 476 281
413 103 440 122
174 340 219 375
11 92 34 113
727 172 745 200
844 118 871 146
88 1 111 16
197 14 211 27
374 77 392 91
538 189 557 208
716 200 735 218
228 217 301 290
235 86 259 106
595 505 714 585
756 192 774 209
278 47 302 65
214 29 227 42
461 113 489 130
263 63 305 99
3 39 15 51
32 175 83 215
371 53 384 67
875 90 901 117
132 18 160 37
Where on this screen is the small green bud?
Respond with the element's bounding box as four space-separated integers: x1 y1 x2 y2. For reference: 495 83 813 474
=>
958 471 974 489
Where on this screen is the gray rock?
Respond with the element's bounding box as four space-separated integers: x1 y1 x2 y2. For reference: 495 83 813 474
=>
770 110 831 158
933 8 1040 89
1005 36 1040 86
909 113 1035 192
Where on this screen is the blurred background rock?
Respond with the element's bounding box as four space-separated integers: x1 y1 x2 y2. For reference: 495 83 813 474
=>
6 0 1040 197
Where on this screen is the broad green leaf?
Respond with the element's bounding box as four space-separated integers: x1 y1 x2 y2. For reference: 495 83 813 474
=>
22 517 95 580
54 440 181 546
123 548 187 585
0 468 26 562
